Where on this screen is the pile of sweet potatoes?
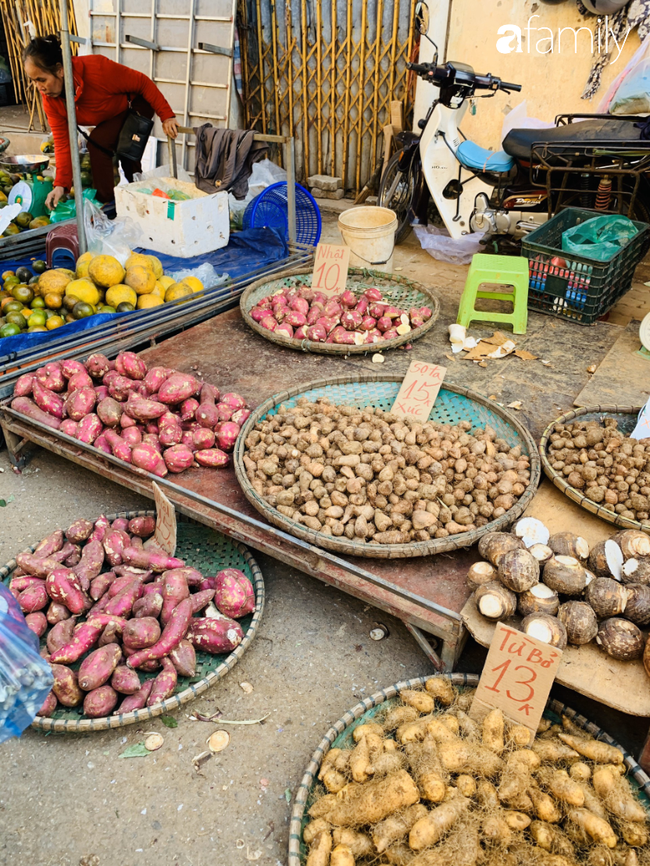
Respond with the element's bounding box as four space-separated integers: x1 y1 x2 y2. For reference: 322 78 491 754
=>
7 514 255 720
10 352 250 477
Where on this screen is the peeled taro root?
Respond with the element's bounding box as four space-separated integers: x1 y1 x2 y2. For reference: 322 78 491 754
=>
517 583 559 618
474 581 516 622
521 613 567 649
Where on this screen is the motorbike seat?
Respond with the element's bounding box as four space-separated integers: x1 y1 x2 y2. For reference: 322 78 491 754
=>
456 140 514 173
503 118 645 160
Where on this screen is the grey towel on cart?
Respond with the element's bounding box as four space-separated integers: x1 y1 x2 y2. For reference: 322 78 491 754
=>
193 125 268 199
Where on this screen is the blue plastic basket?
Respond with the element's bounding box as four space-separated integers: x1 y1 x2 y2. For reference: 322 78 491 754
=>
242 182 321 246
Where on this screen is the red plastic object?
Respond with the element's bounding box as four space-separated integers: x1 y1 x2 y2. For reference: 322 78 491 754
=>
46 223 80 268
152 188 170 199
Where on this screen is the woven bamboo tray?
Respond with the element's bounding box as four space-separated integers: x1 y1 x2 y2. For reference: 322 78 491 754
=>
288 673 650 866
540 405 650 534
239 266 441 355
0 511 265 733
234 375 541 558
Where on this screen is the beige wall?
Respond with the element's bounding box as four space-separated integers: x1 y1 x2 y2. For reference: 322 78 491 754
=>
445 0 641 148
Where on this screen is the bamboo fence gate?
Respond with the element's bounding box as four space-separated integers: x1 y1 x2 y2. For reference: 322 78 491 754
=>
0 0 78 131
238 0 417 193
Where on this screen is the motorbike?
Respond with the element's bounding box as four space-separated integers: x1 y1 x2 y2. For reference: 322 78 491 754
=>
379 2 650 246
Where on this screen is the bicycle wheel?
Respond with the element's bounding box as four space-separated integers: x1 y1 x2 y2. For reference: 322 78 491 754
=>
378 151 418 244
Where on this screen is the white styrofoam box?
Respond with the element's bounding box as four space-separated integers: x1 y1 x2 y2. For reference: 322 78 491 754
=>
114 177 229 258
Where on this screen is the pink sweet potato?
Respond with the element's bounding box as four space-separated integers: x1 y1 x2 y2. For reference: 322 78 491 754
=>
111 665 141 695
220 393 246 411
47 601 71 625
188 614 244 654
147 657 177 706
104 428 133 463
10 395 62 429
133 592 163 619
64 545 82 568
115 351 147 380
85 353 110 378
104 579 142 617
128 516 156 538
143 433 162 452
18 583 49 613
199 576 216 592
90 515 110 543
52 541 78 564
76 413 103 444
114 565 153 581
31 378 65 412
231 408 251 426
25 611 48 637
194 448 229 468
196 391 219 427
190 588 215 614
161 572 190 624
159 420 183 447
66 518 94 544
36 362 65 393
47 617 76 654
78 644 122 691
16 551 63 578
60 419 79 437
61 359 86 379
122 616 162 650
120 412 137 428
108 374 135 402
90 571 116 601
103 530 130 567
158 373 200 405
94 385 109 401
108 573 142 598
84 684 118 717
180 398 199 421
164 443 194 473
163 566 203 588
67 369 94 392
215 422 240 452
192 427 215 450
124 397 167 422
144 366 172 395
126 597 193 668
51 664 84 707
73 539 105 586
87 593 111 617
131 536 144 550
122 547 185 572
97 396 123 427
65 386 96 421
98 622 120 647
37 691 58 717
111 517 130 532
87 613 127 631
115 678 153 713
215 568 255 618
132 442 166 473
11 575 45 594
170 639 196 677
14 372 36 397
215 402 233 422
34 529 64 559
46 568 86 614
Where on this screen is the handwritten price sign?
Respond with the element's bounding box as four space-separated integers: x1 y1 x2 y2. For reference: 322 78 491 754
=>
391 360 447 423
469 622 563 740
152 481 177 556
311 243 350 296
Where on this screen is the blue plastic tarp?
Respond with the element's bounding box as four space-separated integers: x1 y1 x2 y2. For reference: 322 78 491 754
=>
0 228 289 361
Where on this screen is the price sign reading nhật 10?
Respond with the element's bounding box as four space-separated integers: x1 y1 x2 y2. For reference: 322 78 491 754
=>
311 243 351 296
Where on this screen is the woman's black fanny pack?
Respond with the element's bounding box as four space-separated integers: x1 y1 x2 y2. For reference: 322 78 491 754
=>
78 100 154 163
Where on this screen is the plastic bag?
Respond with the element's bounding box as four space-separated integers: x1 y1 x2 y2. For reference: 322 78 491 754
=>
167 262 229 289
133 163 193 184
83 199 143 265
501 101 554 145
0 583 53 743
49 187 97 223
562 215 639 262
413 224 485 265
598 34 650 114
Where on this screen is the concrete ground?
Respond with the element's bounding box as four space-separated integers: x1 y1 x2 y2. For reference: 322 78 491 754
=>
1 210 650 866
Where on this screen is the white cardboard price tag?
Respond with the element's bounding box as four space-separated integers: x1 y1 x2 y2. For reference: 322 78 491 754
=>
631 397 650 441
311 243 350 296
152 482 177 555
391 360 446 423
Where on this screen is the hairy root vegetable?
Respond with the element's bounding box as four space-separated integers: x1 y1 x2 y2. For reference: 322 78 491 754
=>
332 828 373 859
518 583 560 618
533 739 581 765
309 769 420 827
306 830 331 866
557 735 623 765
568 809 617 848
482 708 505 754
425 678 456 706
529 786 563 823
592 767 646 822
400 689 435 714
438 740 503 778
373 804 429 853
409 795 471 850
384 705 419 730
539 769 585 806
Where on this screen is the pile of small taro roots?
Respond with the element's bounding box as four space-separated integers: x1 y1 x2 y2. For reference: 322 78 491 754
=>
8 515 255 719
11 351 250 476
248 284 433 345
546 418 650 524
304 680 649 866
243 398 531 546
469 523 650 670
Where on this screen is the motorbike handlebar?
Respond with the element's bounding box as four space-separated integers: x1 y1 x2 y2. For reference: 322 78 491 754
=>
406 61 522 94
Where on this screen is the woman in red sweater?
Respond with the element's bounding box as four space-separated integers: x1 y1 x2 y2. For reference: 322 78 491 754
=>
24 36 179 208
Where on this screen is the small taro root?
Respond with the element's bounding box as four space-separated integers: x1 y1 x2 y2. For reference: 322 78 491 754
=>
613 530 650 560
529 543 554 564
596 617 644 661
497 547 540 593
622 583 650 626
475 581 517 621
517 583 559 618
521 614 567 649
478 533 525 567
558 601 599 646
621 557 650 586
543 556 587 596
548 531 590 561
585 577 628 618
466 561 497 590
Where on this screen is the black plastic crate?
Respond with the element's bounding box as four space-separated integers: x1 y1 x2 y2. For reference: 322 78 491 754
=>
522 207 650 325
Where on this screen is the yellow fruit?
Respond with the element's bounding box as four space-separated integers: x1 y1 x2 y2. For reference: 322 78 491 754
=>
105 284 137 309
43 292 63 310
147 255 163 279
65 278 100 307
125 252 154 272
137 294 164 310
125 264 156 295
88 255 125 288
152 281 166 298
75 251 94 279
158 275 175 290
59 269 75 280
46 315 65 330
180 276 203 293
164 282 193 303
38 269 72 296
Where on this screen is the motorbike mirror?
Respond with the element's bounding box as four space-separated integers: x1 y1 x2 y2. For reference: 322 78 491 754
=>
414 1 430 34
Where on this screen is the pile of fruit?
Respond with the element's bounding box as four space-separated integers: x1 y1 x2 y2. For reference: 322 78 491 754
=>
7 515 255 719
0 252 204 339
11 350 248 476
0 169 51 237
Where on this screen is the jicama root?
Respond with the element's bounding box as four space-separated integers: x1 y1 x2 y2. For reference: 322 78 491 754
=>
568 809 618 848
372 804 428 853
308 769 419 827
409 795 471 850
592 767 647 822
558 734 624 765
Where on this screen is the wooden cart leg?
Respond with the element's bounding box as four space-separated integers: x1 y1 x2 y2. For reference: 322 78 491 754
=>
638 725 650 775
405 622 446 672
439 625 469 673
1 423 35 471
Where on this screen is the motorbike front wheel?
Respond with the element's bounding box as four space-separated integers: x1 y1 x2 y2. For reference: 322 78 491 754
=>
378 151 418 244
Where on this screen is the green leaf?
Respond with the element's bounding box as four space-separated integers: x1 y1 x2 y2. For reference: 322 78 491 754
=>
118 743 150 759
284 788 292 804
0 500 5 507
161 716 178 728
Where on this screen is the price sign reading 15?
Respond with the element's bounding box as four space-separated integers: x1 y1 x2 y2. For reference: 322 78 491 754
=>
311 243 350 296
391 360 447 423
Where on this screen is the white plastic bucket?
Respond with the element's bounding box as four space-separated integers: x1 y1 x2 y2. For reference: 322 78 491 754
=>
338 206 398 272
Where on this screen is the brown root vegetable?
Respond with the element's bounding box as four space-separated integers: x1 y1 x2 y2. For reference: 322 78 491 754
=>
303 819 330 846
330 845 354 866
306 830 331 866
383 705 418 730
549 532 590 561
437 740 503 778
308 769 419 826
540 769 585 806
475 581 517 621
532 739 581 765
409 795 471 850
596 618 644 661
620 821 648 847
529 786 563 823
372 804 428 853
424 677 455 706
613 530 650 560
558 601 599 646
623 584 650 626
621 558 650 586
481 814 513 847
482 708 505 754
518 583 560 618
530 821 575 857
543 556 587 595
644 636 650 679
404 740 447 802
557 734 624 765
585 578 628 618
569 762 592 782
467 561 497 590
478 533 525 566
498 548 540 593
399 689 434 714
589 541 612 577
521 614 567 649
567 809 617 848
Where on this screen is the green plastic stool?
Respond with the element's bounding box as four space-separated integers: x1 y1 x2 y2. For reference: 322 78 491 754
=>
457 254 529 334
